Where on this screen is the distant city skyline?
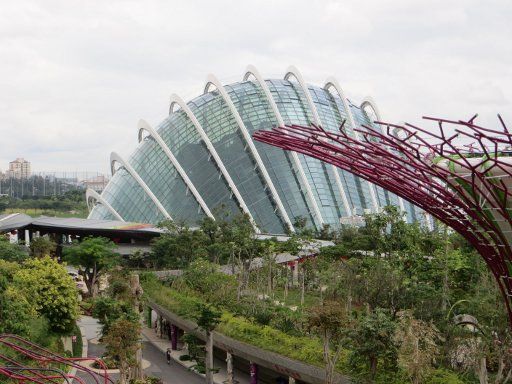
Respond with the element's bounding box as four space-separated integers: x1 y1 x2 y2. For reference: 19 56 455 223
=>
0 0 510 173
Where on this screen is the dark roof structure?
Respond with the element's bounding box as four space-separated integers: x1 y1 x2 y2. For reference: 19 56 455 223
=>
0 213 162 241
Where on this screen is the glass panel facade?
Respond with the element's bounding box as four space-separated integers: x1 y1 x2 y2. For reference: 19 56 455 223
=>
129 136 205 225
157 110 241 218
189 89 286 234
101 168 165 223
309 85 374 216
225 81 315 228
351 103 414 214
266 79 344 228
91 75 422 232
88 204 116 221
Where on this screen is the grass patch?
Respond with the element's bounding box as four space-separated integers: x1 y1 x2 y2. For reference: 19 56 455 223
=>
3 207 87 218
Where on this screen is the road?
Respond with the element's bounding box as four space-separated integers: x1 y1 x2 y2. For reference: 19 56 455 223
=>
142 341 204 384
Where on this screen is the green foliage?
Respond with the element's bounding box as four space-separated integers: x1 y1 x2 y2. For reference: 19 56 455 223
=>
63 236 119 295
2 187 88 217
72 324 83 357
193 302 221 332
13 256 79 333
424 368 465 384
138 205 505 382
349 309 398 379
180 259 237 305
103 318 141 379
93 296 138 336
0 286 34 335
29 236 57 258
219 313 326 366
0 237 28 262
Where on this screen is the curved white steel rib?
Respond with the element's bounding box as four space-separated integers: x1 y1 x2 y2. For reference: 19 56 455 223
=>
284 66 352 219
204 73 295 233
324 78 379 212
86 188 125 221
137 119 214 219
169 93 260 233
243 65 324 230
360 97 406 214
110 152 172 220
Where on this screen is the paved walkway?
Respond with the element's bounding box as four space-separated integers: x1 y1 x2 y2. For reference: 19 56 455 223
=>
142 326 252 384
77 316 206 384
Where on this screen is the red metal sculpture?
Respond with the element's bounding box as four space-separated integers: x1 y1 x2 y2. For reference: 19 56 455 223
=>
253 115 512 326
0 334 112 384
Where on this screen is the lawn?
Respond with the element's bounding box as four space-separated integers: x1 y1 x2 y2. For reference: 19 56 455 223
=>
3 207 88 218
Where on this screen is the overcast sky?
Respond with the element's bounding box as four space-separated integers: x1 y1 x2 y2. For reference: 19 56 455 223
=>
0 0 510 174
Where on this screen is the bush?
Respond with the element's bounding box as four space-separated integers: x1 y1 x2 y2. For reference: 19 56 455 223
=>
72 324 83 357
424 369 465 384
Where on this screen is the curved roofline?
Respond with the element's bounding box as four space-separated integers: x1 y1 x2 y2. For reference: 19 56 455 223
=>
137 119 214 219
86 188 125 222
243 65 324 230
360 97 382 121
284 66 352 218
110 151 172 220
324 77 379 212
204 73 294 233
359 97 406 214
169 93 260 233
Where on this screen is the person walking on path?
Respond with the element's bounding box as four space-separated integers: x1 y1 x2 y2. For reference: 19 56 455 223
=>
166 348 172 365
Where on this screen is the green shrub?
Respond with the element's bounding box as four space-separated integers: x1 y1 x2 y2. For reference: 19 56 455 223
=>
72 324 83 357
424 368 465 384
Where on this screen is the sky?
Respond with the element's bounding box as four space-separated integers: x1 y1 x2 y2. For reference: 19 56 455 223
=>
0 0 510 175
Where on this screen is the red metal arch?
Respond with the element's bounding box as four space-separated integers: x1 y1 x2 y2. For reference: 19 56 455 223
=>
253 115 512 327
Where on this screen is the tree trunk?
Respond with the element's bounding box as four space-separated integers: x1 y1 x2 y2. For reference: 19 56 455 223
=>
205 331 214 384
130 274 144 381
284 267 289 301
300 269 305 307
496 356 505 384
370 356 377 379
441 225 449 312
477 357 488 384
502 368 512 383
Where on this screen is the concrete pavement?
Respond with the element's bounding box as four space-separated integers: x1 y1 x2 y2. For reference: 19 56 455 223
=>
77 316 205 384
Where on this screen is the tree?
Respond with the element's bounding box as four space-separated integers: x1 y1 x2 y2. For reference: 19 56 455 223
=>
394 311 440 384
151 221 207 268
308 300 350 384
349 309 398 379
63 236 119 297
13 256 79 333
0 260 33 336
103 319 141 384
29 236 56 258
92 296 138 336
193 303 221 384
0 236 28 262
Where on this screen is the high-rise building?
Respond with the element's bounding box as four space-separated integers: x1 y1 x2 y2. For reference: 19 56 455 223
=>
7 158 31 179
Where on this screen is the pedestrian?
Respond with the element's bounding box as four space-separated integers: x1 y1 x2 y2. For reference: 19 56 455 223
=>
166 348 172 364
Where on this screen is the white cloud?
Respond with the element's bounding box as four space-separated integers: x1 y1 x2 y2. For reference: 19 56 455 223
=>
0 0 510 174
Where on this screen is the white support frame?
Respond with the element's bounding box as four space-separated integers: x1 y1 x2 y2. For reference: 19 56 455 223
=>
360 97 406 214
110 152 172 220
204 73 295 233
169 93 260 233
137 118 214 219
324 78 380 212
243 65 325 230
86 188 125 222
284 66 352 219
